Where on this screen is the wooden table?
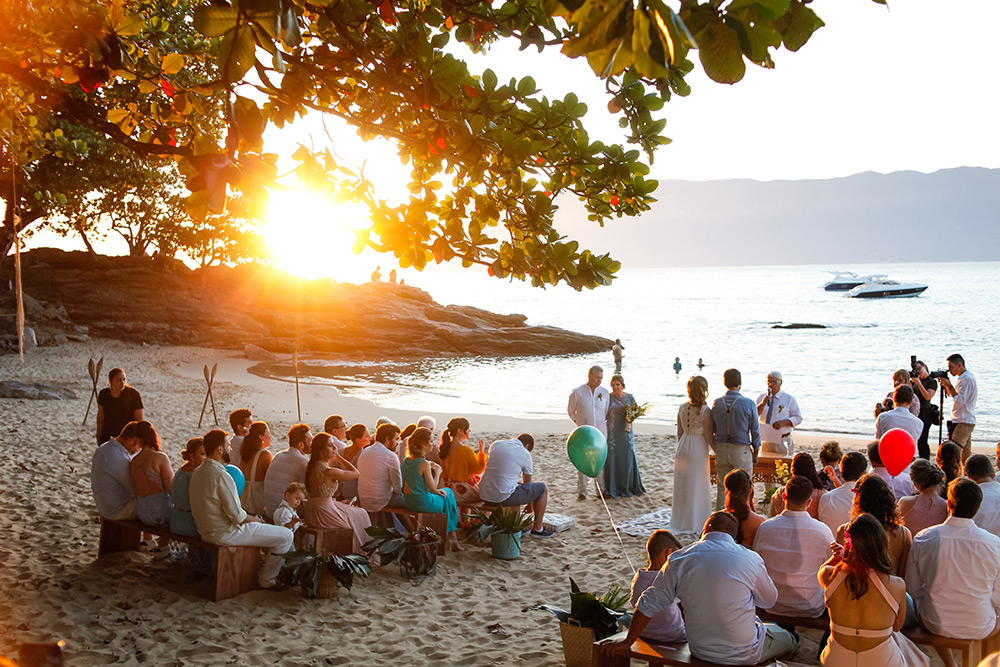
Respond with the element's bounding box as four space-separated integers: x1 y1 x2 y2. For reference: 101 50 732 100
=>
709 453 792 485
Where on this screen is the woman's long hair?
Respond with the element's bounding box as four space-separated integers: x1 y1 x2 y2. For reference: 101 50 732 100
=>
408 427 433 460
687 376 708 410
305 433 334 496
852 474 902 528
792 452 824 490
240 421 269 465
843 513 895 600
724 469 752 544
439 417 470 462
936 442 963 496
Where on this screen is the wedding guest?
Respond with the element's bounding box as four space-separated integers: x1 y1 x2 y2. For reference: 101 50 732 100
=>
170 437 205 536
439 417 487 503
868 441 915 499
836 474 912 578
323 414 349 455
600 512 797 665
820 514 928 666
907 479 1000 667
401 427 461 551
228 408 252 467
567 365 609 500
670 375 713 536
897 459 947 536
340 424 372 501
189 429 294 589
818 452 868 535
770 452 826 518
261 423 311 520
604 374 645 498
96 368 144 446
415 416 440 464
966 454 1000 538
936 442 963 496
91 421 147 520
628 530 686 644
238 422 272 516
304 433 372 560
396 423 418 465
478 434 553 538
875 384 923 444
357 423 406 512
724 469 765 547
272 483 305 532
129 425 174 527
819 441 844 490
711 368 761 511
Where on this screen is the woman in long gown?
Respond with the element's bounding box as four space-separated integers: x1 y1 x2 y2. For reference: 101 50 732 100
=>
670 376 713 534
820 514 929 666
303 433 374 562
402 427 461 551
439 417 487 503
604 375 646 498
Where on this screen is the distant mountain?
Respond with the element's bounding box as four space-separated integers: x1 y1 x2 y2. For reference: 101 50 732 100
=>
556 167 1000 267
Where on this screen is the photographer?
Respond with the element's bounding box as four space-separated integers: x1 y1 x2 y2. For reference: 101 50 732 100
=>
938 353 977 463
875 369 921 420
910 360 940 460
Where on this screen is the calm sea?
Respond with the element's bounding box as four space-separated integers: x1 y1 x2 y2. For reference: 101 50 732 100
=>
286 262 999 444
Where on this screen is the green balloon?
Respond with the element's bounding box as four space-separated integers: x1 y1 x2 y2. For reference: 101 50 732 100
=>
567 425 608 478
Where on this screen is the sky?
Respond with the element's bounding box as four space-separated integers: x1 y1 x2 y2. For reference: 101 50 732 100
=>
21 0 1000 277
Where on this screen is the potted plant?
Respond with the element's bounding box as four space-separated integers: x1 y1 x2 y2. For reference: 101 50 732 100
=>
470 506 534 559
277 549 372 599
363 526 441 578
534 578 630 667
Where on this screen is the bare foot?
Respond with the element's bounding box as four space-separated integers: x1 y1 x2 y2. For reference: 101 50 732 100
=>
449 536 463 552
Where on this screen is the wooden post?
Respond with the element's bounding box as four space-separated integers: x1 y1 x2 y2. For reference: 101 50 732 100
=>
293 349 302 422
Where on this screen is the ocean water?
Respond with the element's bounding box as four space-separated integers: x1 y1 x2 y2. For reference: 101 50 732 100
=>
287 262 999 443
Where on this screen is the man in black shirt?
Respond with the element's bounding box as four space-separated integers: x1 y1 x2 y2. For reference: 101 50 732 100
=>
96 368 144 445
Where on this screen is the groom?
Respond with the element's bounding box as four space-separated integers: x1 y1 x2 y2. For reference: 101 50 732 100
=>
711 368 761 510
567 365 609 500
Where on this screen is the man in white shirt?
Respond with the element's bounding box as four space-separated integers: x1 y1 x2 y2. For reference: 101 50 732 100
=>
938 353 977 463
91 421 153 520
190 429 294 589
261 424 312 520
479 434 553 538
966 455 1000 538
868 441 915 499
567 365 610 500
756 371 803 457
753 476 833 618
818 452 868 535
323 414 349 456
875 385 923 444
357 423 405 511
228 408 253 467
907 478 1000 651
600 512 797 665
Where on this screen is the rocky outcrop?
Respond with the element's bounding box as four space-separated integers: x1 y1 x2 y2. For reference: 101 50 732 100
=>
2 248 612 358
0 381 77 400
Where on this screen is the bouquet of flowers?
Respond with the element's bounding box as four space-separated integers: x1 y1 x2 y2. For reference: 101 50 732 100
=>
763 460 792 505
624 401 651 424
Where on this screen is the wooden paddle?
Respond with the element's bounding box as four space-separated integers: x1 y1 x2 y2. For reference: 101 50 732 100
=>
82 356 104 426
198 363 219 427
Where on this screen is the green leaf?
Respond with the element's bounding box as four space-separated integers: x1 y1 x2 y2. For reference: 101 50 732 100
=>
116 13 146 36
517 76 536 96
695 16 745 84
726 0 791 21
193 5 239 38
218 28 257 83
774 0 825 52
161 53 185 74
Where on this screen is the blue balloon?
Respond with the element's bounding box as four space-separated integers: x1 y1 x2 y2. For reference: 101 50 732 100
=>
567 425 608 478
225 464 246 496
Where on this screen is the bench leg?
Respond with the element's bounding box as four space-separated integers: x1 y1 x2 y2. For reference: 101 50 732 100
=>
98 521 141 556
213 546 260 602
417 513 448 555
591 643 629 667
323 529 354 556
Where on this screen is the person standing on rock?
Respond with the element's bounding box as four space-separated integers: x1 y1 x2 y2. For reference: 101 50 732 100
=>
96 368 144 446
568 365 609 500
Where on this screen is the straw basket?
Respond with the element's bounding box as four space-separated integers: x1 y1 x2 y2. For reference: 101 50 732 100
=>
559 619 595 667
312 568 339 600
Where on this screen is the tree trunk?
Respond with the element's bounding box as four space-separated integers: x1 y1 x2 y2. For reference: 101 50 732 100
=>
76 219 97 254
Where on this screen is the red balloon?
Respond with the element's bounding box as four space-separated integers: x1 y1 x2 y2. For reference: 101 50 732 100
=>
879 428 916 477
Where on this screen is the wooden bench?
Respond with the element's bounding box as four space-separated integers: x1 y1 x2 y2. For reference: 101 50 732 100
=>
756 609 828 631
457 501 523 524
98 518 259 602
590 633 803 666
903 625 979 667
379 508 448 555
295 526 354 554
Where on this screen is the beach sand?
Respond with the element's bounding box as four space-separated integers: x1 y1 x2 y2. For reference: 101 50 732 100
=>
0 342 954 665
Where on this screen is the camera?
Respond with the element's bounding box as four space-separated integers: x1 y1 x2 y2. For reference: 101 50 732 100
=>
928 370 949 380
875 397 894 416
910 355 948 380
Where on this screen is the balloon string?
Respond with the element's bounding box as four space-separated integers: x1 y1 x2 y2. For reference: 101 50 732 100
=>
596 478 636 575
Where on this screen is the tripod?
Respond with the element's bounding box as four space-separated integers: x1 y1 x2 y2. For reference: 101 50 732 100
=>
938 383 946 445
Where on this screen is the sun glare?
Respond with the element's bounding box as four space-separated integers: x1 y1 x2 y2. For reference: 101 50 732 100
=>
261 191 376 283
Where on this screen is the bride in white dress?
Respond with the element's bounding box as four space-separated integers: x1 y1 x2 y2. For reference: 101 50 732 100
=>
670 376 714 536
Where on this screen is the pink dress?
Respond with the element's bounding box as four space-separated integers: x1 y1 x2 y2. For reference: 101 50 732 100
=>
304 463 373 559
901 493 948 536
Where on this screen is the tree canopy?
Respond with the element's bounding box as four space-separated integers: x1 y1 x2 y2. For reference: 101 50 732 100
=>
0 0 863 288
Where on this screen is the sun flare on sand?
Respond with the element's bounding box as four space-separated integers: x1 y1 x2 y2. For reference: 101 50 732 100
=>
261 190 374 282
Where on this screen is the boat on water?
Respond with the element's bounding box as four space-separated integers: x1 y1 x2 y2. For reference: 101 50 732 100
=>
822 271 866 291
847 275 928 298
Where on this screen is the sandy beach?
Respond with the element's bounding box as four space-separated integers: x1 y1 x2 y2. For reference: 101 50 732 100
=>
0 342 960 666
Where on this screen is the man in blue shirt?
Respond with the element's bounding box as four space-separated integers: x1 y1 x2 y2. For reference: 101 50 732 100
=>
711 368 761 510
599 512 798 665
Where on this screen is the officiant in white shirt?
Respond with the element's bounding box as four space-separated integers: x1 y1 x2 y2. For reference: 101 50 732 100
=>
567 365 609 500
756 371 802 456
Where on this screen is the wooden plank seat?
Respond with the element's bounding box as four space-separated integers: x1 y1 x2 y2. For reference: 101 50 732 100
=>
456 501 523 523
295 525 354 554
590 633 792 667
98 518 260 602
756 608 828 631
902 625 979 667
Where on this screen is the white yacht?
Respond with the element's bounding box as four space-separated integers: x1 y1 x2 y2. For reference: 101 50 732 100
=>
847 275 928 298
822 271 866 291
